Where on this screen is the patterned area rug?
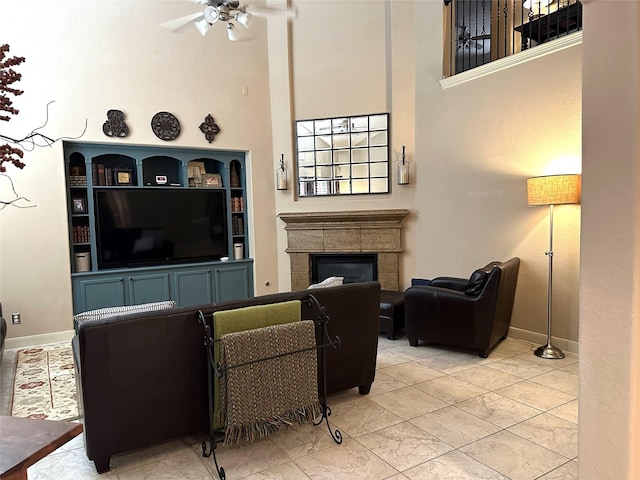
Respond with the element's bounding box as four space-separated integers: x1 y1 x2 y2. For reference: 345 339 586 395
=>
11 342 79 421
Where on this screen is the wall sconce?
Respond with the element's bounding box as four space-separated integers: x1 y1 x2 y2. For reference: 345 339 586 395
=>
397 146 410 185
276 154 287 190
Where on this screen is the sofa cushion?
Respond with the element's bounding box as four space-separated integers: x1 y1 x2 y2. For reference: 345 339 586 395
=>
465 269 487 296
411 278 431 286
307 276 344 289
73 300 176 332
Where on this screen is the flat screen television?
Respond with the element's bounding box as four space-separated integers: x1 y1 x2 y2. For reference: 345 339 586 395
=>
94 188 228 270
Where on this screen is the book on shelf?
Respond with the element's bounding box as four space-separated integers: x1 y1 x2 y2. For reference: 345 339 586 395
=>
97 164 106 186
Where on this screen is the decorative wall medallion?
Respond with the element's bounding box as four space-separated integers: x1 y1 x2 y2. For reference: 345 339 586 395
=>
199 114 221 143
151 111 181 141
102 109 129 138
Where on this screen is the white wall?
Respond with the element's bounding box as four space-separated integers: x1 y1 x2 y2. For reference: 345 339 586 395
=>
0 0 278 339
579 1 640 478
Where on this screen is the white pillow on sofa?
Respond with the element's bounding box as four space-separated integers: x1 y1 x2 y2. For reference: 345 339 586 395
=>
73 300 176 331
307 276 344 289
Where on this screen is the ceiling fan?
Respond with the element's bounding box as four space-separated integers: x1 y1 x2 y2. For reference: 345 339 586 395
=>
160 0 298 41
457 26 491 50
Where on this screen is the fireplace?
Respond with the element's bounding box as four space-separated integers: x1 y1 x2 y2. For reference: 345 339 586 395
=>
278 210 409 291
311 253 378 284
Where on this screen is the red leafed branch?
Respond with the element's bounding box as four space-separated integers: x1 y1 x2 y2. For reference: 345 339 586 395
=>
1 44 26 173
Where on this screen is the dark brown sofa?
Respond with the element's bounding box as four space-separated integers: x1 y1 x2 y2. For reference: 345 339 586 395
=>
404 258 520 357
72 281 381 473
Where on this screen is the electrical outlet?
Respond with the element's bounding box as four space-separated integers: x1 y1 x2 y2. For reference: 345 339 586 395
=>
11 313 21 325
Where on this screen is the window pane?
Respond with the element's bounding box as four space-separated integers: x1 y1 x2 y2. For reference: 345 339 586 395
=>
298 137 314 151
352 163 369 178
335 164 351 178
336 179 351 194
370 131 387 146
298 166 315 178
370 162 388 177
370 146 387 162
333 134 350 149
350 116 369 132
370 177 388 193
314 119 331 134
369 114 387 130
352 149 369 163
351 133 368 147
299 181 315 196
316 165 332 178
316 151 331 165
332 118 349 133
297 121 314 136
334 150 350 164
315 135 332 150
298 151 314 166
315 180 332 195
352 179 370 194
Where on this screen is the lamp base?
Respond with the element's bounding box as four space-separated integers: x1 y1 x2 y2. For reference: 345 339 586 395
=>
534 344 565 359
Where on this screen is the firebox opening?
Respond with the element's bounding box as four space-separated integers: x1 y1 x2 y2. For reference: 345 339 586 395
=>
311 253 378 284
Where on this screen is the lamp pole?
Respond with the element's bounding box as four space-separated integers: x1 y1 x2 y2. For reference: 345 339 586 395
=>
534 203 565 359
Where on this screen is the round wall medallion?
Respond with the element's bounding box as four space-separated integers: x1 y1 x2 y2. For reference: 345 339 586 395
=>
151 111 180 141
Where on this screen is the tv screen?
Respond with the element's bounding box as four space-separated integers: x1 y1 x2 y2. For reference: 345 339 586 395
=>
94 188 228 269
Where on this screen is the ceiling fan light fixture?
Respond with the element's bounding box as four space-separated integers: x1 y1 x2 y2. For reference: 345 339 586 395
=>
236 11 253 28
226 22 241 41
203 5 219 23
195 18 212 35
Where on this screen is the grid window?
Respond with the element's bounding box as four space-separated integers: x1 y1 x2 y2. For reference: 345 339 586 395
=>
296 113 390 197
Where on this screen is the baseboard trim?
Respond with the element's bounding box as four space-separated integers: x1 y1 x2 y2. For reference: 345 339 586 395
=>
5 330 75 350
508 327 579 355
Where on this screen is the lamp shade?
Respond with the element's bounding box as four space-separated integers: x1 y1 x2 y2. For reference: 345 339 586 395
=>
527 174 581 206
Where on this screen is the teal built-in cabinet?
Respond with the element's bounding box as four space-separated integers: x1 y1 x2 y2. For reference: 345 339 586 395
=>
64 141 254 314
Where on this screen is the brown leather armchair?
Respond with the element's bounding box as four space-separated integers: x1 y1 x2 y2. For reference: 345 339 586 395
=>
404 257 520 357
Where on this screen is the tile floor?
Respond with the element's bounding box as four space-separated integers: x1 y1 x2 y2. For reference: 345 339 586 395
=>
0 335 578 479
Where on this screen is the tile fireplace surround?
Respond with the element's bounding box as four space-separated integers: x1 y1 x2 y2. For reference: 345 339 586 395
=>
278 210 410 291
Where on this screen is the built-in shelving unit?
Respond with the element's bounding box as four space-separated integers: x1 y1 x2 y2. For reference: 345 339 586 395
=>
64 142 253 313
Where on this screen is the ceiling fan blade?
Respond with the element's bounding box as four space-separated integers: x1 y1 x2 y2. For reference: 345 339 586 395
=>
471 34 491 40
160 12 205 32
245 4 298 19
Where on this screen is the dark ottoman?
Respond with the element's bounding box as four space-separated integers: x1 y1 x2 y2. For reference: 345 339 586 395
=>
379 290 405 340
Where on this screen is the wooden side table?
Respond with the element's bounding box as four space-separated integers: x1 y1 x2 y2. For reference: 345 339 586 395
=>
0 416 83 479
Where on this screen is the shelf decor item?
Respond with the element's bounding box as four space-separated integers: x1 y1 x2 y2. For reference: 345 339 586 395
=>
72 197 87 214
526 173 581 359
230 161 241 187
151 111 181 141
202 173 222 188
102 109 129 138
114 167 133 186
199 114 221 143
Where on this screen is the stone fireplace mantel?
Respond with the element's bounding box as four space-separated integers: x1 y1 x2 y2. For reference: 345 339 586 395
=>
278 209 409 291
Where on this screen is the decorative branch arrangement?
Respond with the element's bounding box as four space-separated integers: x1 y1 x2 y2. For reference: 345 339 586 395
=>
1 44 87 210
1 44 26 173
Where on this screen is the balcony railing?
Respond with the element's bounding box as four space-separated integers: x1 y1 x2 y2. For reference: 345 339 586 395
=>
443 0 582 78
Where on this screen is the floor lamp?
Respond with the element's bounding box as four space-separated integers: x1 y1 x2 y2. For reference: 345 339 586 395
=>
527 174 581 359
